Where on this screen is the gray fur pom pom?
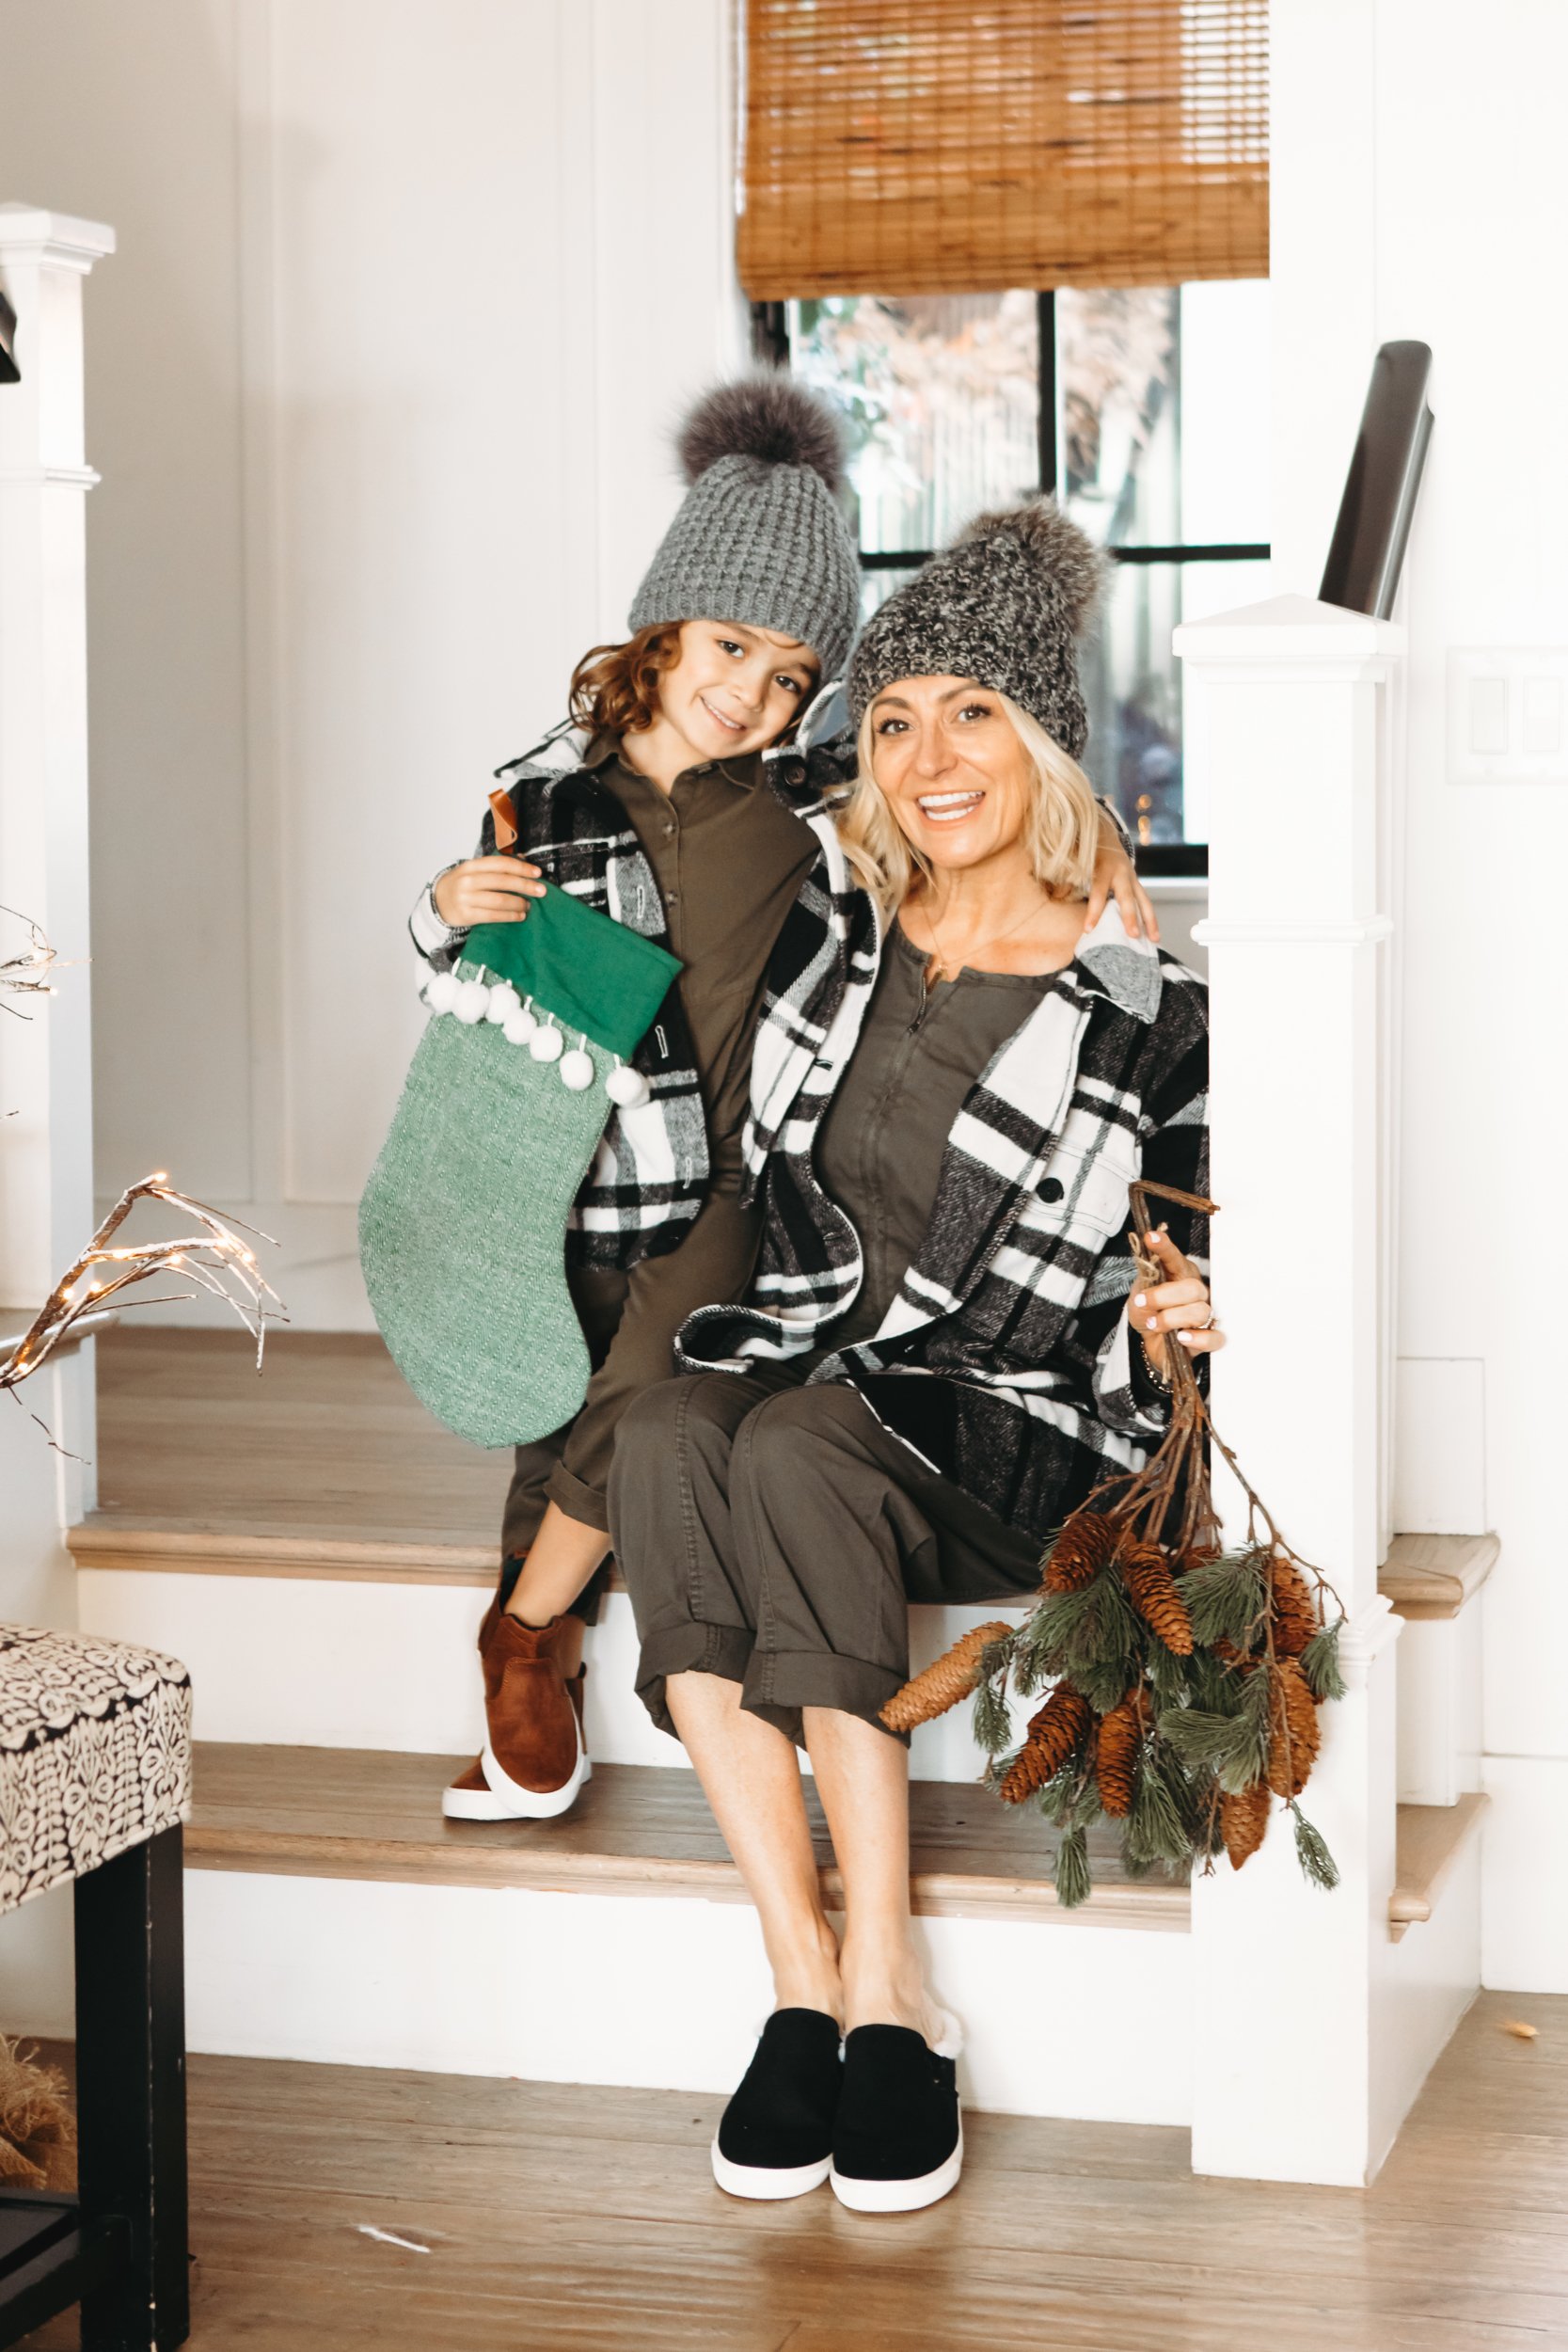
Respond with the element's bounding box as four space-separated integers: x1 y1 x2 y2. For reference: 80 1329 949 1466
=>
678 374 846 493
955 497 1108 634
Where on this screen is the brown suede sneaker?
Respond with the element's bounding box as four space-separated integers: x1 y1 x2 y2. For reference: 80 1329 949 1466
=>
442 1611 590 1821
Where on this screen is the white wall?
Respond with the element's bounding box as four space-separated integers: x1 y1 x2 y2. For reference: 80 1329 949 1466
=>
0 0 742 1322
1273 0 1568 1989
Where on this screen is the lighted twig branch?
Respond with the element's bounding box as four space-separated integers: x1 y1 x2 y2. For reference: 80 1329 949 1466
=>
0 1176 284 1392
0 906 66 1018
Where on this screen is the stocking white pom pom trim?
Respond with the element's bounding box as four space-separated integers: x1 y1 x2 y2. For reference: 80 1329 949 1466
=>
437 972 653 1101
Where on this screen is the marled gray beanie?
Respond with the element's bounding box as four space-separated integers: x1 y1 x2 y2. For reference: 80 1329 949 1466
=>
628 377 862 682
847 500 1108 758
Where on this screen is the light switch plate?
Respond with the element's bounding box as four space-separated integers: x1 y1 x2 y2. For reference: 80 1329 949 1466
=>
1448 647 1568 783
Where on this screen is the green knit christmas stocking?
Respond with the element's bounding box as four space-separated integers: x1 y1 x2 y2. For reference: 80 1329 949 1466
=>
359 885 680 1448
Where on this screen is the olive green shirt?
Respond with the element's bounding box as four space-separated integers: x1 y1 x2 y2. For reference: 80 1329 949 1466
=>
815 921 1055 1348
587 737 817 1189
506 737 818 1538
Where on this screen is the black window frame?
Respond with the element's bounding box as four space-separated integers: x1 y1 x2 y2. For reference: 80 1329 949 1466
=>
756 290 1273 881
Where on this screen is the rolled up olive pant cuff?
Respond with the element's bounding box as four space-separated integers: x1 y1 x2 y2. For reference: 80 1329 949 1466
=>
608 1370 1040 1748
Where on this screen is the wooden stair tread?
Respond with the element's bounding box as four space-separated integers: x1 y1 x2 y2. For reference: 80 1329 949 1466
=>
77 1325 515 1566
1378 1533 1498 1620
186 1744 1191 1929
1389 1791 1488 1939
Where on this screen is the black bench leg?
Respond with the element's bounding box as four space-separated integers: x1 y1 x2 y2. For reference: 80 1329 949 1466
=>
72 1825 190 2350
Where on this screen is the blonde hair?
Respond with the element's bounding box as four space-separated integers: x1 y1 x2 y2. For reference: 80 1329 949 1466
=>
838 689 1101 923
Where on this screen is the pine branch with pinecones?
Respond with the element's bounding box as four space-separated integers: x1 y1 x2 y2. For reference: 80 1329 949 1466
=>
880 1179 1346 1908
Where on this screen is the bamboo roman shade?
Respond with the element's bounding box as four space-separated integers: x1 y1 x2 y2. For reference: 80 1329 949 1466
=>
737 1 1268 298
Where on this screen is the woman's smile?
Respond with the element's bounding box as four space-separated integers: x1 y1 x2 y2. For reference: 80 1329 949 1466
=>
916 788 986 824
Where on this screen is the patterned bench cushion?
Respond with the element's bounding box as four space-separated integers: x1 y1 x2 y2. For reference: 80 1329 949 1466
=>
0 1624 192 1915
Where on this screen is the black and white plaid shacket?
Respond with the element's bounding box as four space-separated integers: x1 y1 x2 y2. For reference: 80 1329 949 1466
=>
408 722 853 1272
676 818 1211 1541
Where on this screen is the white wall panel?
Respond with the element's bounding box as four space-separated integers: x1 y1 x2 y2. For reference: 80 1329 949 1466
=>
0 0 252 1202
261 0 578 1204
2 0 735 1311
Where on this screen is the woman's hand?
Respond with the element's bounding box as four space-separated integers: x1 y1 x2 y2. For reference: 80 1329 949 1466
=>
1129 1227 1224 1378
432 855 545 928
1086 814 1160 944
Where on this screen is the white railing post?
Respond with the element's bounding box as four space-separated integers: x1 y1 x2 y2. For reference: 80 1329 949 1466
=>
0 201 115 1569
1177 593 1406 2185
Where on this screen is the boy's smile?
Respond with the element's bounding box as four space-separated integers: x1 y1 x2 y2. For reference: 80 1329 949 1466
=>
658 620 819 769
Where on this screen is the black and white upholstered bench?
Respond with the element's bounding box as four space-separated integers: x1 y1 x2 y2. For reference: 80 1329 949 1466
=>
0 1624 192 2350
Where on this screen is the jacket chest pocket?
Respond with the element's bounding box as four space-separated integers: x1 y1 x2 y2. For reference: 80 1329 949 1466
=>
1030 1117 1142 1241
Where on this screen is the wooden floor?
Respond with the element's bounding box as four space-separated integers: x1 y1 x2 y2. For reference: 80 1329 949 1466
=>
90 1327 512 1550
21 1991 1568 2351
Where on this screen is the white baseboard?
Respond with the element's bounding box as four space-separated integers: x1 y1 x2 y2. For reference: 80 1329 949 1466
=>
185 1868 1192 2123
1481 1753 1568 1992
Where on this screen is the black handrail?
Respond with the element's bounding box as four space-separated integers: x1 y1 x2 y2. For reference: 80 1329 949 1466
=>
1319 341 1433 619
0 290 19 386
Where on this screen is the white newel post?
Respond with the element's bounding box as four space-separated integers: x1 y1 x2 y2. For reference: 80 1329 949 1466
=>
0 203 115 1596
1178 595 1406 2185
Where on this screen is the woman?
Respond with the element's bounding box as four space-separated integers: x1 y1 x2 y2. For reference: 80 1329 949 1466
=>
410 384 1153 1823
608 499 1223 2213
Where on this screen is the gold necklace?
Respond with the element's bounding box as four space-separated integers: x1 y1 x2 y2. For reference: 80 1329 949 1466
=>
918 887 1050 986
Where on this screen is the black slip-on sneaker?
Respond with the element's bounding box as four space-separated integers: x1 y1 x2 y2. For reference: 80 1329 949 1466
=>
711 2008 843 2200
830 2010 963 2214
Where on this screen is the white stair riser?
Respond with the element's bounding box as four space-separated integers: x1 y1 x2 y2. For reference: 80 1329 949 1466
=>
1395 1613 1482 1807
77 1569 1028 1781
1481 1755 1568 1994
185 1868 1193 2124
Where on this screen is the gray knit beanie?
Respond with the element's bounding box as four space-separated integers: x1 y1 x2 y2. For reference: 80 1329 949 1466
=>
847 500 1108 758
628 377 862 683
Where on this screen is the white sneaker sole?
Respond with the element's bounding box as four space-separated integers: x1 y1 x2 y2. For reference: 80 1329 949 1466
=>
710 2138 832 2201
830 2127 963 2214
442 1754 592 1821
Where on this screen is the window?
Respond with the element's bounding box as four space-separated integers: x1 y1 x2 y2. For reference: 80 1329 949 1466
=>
768 278 1270 872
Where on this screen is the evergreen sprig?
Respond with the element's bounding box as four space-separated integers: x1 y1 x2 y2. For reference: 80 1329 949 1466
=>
1054 1825 1092 1910
1301 1618 1348 1703
1181 1549 1269 1647
1290 1802 1340 1891
1157 1664 1273 1793
972 1673 1012 1757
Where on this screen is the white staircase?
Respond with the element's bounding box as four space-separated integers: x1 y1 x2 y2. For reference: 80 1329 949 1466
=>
71 1330 1192 2128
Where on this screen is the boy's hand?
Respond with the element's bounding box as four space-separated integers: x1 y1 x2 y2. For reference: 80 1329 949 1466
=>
1086 813 1160 943
433 856 545 927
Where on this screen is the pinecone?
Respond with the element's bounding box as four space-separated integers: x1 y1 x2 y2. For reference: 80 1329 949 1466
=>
1043 1508 1118 1593
1120 1543 1195 1655
999 1683 1093 1803
1270 1556 1320 1658
1221 1783 1272 1869
879 1621 1015 1733
1095 1687 1146 1817
1266 1658 1321 1798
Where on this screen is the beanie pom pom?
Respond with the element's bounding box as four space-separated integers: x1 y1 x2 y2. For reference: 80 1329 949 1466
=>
677 375 847 494
954 498 1108 634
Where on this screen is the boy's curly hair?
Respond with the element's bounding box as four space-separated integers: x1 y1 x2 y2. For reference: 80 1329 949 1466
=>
569 624 684 739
